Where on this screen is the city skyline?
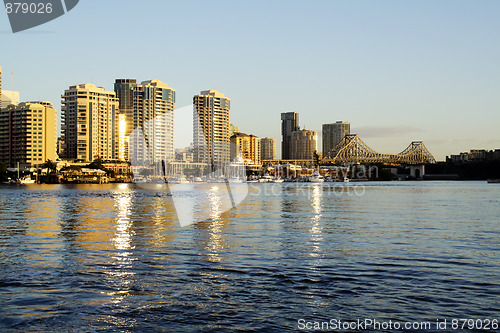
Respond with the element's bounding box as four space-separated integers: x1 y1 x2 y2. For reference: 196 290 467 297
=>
1 1 500 160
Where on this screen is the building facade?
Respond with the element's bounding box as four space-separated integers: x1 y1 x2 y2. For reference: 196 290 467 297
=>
261 137 276 160
127 80 175 166
290 129 317 160
193 90 231 167
230 132 261 165
114 79 137 161
61 83 119 162
0 101 57 167
322 121 350 156
281 112 299 159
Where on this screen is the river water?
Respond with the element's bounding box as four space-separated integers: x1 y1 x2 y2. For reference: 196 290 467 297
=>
0 181 498 332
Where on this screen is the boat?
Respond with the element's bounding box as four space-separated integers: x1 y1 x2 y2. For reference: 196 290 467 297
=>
487 179 500 183
2 178 16 184
343 177 350 183
169 176 190 184
259 175 273 183
309 171 324 183
271 177 284 183
18 176 36 184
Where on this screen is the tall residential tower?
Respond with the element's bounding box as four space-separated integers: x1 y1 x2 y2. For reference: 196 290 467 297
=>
0 101 57 167
61 83 119 161
193 90 230 167
261 137 276 160
281 112 299 159
290 129 317 160
230 132 261 165
322 121 350 155
114 79 137 161
127 80 175 165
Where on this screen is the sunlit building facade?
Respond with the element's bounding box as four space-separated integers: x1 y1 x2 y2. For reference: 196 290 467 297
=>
61 83 119 161
193 90 230 166
127 80 175 165
0 101 57 167
114 79 137 161
322 121 350 155
261 137 276 160
291 129 317 160
230 132 261 165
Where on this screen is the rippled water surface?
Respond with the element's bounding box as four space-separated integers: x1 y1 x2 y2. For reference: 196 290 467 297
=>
0 182 499 332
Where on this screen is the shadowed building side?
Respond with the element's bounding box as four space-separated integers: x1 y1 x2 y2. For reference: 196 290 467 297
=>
281 112 299 160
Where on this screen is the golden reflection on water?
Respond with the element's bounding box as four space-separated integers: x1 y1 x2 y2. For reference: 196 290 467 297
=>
25 197 63 266
113 193 134 251
309 185 323 258
208 185 223 220
193 185 233 263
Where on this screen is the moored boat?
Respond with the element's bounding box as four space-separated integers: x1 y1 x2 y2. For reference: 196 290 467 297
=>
17 176 36 184
309 171 324 183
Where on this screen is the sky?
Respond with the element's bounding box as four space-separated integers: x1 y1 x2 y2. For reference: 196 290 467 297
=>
1 0 499 161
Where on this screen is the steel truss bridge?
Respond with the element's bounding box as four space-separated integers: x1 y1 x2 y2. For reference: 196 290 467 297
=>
322 134 436 165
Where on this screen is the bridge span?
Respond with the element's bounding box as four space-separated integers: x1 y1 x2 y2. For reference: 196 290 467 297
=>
321 134 436 165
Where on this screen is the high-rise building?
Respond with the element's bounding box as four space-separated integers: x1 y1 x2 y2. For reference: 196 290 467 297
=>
290 129 317 160
0 101 57 167
281 112 299 159
193 90 230 167
230 132 261 165
61 83 119 161
261 137 276 160
322 121 350 155
1 90 20 109
114 79 137 161
125 80 175 165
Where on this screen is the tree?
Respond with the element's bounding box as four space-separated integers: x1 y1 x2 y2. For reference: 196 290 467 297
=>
42 159 57 173
86 157 105 170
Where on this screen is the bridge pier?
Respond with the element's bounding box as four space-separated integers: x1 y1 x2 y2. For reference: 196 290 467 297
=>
410 165 425 179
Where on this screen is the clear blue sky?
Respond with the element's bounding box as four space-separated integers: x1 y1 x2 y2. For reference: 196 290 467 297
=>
1 0 499 160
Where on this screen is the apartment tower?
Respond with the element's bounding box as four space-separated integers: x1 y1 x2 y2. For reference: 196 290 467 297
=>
116 80 175 165
114 79 137 161
230 132 261 165
193 90 230 167
261 137 276 160
322 121 350 156
0 101 57 167
281 112 299 159
290 129 317 160
61 83 119 161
